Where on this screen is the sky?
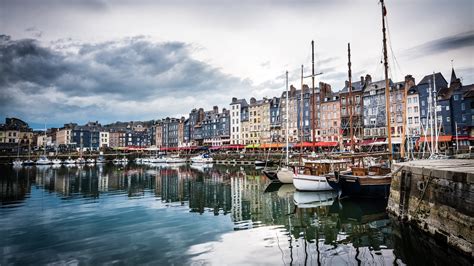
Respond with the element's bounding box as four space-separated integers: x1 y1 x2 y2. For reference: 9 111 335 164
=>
1 0 473 128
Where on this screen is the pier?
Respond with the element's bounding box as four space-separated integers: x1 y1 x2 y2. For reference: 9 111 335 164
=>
387 159 474 256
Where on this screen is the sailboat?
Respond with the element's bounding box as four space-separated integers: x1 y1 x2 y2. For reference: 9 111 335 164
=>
326 0 394 199
277 71 295 183
12 139 23 166
36 125 52 165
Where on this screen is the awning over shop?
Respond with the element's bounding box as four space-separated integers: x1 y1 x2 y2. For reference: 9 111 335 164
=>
294 142 316 148
245 143 261 149
209 146 221 150
418 135 452 142
360 138 385 146
260 143 284 149
315 141 338 147
222 144 245 149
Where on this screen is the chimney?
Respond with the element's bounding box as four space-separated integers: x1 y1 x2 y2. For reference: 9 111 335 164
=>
404 74 415 89
345 80 349 88
232 97 237 103
290 85 296 97
213 106 218 113
360 76 365 85
250 97 256 104
365 74 372 84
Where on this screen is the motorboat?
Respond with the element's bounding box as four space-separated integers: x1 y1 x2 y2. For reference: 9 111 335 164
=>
52 158 63 165
36 155 52 165
96 156 106 164
191 154 213 163
64 157 76 164
166 156 187 163
86 158 95 164
76 157 86 164
12 158 23 166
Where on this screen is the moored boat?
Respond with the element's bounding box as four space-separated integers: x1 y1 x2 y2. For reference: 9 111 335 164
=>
293 159 348 191
191 154 213 163
276 167 294 184
36 155 52 165
326 165 392 199
52 158 62 165
262 169 279 182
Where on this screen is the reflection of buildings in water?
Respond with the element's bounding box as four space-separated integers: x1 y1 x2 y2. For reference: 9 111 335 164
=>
0 167 31 206
188 179 232 215
230 173 267 223
98 167 108 192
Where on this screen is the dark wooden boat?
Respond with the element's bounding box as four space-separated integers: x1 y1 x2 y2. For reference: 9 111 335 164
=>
262 169 279 181
255 160 274 167
326 166 391 199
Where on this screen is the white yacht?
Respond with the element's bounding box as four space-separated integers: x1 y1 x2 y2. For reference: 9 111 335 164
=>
191 154 213 163
76 157 86 164
36 155 52 165
52 158 63 165
86 158 95 164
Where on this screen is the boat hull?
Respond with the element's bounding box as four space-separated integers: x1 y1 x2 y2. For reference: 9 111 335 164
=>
262 169 279 181
293 174 333 191
327 174 391 199
293 191 337 208
276 167 294 184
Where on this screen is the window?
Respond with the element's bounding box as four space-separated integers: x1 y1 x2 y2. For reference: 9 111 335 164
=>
446 116 450 122
408 107 412 113
461 103 465 111
408 117 413 124
462 114 466 122
414 106 419 113
421 110 425 116
446 106 450 111
407 98 412 104
454 95 459 101
421 100 425 107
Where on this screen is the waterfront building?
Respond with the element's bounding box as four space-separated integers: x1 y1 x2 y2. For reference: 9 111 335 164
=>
155 118 181 148
154 122 163 148
201 106 230 146
0 118 34 151
99 131 109 148
187 108 205 146
362 75 391 139
230 98 249 145
318 92 341 142
310 82 332 142
108 131 125 148
248 98 271 145
71 121 102 151
269 97 281 142
339 78 365 146
296 85 312 142
405 75 421 136
178 118 185 147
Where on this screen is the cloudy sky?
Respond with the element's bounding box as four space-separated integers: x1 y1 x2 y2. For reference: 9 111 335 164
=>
1 0 473 127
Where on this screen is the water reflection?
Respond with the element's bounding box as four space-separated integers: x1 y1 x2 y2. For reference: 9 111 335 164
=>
0 164 468 265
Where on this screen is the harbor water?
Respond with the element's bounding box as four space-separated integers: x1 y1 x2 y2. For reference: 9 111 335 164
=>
0 164 470 265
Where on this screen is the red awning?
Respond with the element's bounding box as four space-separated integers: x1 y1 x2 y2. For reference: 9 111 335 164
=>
222 144 245 149
360 138 385 146
209 146 221 150
294 142 316 148
315 141 338 147
418 136 452 142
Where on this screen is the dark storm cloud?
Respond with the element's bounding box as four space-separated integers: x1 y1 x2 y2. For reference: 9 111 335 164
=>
0 35 251 123
404 30 474 57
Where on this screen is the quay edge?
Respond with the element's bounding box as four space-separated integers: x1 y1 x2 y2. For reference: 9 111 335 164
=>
387 159 474 257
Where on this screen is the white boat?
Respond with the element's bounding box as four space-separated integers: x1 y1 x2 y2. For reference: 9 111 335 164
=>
277 167 295 184
149 157 168 163
12 158 23 166
36 155 52 165
23 159 35 165
190 163 213 172
191 154 213 163
135 158 143 164
166 156 187 163
293 191 337 208
64 157 76 164
96 156 106 164
86 158 95 164
120 157 128 163
293 160 349 191
76 157 86 164
52 158 63 165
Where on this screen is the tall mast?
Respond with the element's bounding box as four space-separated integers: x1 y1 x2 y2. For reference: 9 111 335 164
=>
285 70 289 165
311 40 316 152
300 65 304 154
381 0 393 163
433 72 439 154
401 77 408 159
428 79 434 154
347 43 354 152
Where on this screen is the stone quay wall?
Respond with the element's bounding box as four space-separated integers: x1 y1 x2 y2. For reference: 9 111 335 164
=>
387 159 473 257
